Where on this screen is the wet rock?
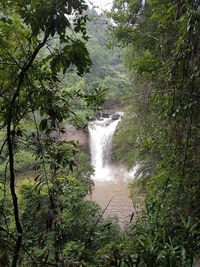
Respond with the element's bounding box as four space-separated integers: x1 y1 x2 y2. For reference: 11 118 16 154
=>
111 114 120 120
102 112 110 118
96 111 101 120
88 115 96 121
96 111 111 119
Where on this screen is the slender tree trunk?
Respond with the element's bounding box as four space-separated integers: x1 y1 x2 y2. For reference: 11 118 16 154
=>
5 7 55 265
7 125 23 267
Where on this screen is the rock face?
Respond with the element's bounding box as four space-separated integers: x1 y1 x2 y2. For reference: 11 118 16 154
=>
51 111 124 154
53 124 89 153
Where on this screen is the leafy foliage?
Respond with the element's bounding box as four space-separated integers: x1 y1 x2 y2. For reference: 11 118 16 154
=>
1 0 200 265
110 0 200 265
0 1 111 265
62 9 131 110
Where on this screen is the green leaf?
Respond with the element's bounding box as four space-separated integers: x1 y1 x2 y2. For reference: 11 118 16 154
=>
39 119 47 131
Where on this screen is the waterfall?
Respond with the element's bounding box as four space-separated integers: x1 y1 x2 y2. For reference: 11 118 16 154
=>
88 112 123 181
88 112 138 225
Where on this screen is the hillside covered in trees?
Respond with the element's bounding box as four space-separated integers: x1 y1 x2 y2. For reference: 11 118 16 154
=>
0 0 200 266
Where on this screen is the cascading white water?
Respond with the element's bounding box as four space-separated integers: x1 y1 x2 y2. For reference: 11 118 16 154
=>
88 112 139 225
88 113 122 181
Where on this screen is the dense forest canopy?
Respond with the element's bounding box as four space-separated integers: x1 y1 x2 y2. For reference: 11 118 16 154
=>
111 0 200 265
62 8 131 110
0 0 200 266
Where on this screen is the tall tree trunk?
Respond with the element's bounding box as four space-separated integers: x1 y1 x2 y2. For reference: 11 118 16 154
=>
7 125 23 267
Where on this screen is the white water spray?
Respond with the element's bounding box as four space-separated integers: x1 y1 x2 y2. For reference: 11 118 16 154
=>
88 113 123 181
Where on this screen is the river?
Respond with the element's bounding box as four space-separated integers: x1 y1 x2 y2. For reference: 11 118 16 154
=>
88 112 136 226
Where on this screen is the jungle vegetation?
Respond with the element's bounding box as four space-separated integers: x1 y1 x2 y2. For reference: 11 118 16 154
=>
0 0 200 266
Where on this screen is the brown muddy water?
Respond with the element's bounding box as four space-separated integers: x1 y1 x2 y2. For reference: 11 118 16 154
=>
89 164 136 227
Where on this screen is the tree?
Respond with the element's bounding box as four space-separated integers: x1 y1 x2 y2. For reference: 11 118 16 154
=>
110 0 200 264
0 0 107 265
61 8 131 110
